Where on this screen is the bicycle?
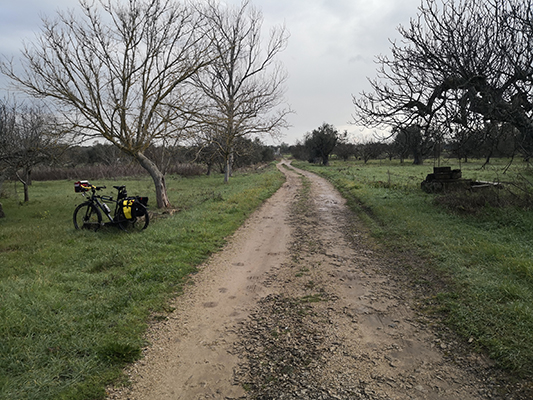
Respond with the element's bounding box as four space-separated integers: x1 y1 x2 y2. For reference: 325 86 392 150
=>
73 181 149 232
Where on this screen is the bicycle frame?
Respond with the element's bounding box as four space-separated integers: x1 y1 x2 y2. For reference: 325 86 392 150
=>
80 187 121 225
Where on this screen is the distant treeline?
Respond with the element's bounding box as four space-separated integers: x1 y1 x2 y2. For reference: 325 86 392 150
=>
289 123 533 166
28 136 277 182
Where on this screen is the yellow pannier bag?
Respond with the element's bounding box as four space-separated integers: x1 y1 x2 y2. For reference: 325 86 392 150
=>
122 199 135 219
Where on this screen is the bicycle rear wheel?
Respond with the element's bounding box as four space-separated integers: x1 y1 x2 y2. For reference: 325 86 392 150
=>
73 202 102 231
117 204 149 232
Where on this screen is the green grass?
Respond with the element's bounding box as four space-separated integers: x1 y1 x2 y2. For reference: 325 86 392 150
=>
0 165 285 400
294 157 533 378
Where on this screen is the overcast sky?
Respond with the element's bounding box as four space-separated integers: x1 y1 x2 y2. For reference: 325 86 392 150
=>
0 0 421 145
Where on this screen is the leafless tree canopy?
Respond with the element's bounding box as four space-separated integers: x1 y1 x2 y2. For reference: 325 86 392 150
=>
1 0 215 208
193 0 291 182
0 99 64 201
353 0 533 142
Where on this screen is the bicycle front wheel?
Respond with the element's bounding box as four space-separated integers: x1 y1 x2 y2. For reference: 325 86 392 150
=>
117 204 149 232
73 202 102 231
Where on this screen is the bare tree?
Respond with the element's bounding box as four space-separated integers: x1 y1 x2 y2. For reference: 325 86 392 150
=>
353 0 533 150
0 100 16 195
0 99 64 202
1 0 215 208
357 140 386 164
193 0 291 182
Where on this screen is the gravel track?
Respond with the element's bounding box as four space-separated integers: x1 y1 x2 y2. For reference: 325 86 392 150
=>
107 160 528 400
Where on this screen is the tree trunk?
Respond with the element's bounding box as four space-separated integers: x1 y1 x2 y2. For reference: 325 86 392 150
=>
224 151 233 183
15 171 30 202
224 157 230 183
413 147 423 165
484 151 492 167
136 152 170 209
23 183 29 203
26 168 32 186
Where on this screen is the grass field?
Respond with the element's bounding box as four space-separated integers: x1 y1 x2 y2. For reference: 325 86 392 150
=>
294 157 533 380
0 165 285 400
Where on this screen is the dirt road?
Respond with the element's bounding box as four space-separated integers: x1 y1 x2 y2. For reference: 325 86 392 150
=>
107 160 519 399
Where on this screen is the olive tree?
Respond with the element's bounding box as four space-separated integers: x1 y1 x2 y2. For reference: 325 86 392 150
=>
304 123 339 166
353 0 533 149
392 125 436 165
1 0 214 208
193 0 291 182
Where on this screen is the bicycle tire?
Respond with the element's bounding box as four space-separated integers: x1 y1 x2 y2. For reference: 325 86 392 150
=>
117 203 149 232
73 202 102 231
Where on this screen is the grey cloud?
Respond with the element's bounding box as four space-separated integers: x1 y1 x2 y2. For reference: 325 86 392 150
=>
0 0 421 145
